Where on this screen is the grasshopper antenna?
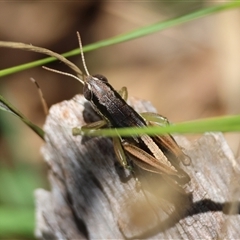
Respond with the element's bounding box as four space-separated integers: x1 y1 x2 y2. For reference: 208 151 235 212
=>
44 32 89 83
0 40 85 85
42 66 84 84
76 31 90 77
30 77 49 115
42 32 90 85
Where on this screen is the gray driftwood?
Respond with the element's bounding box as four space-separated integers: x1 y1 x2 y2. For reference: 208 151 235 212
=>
35 95 240 239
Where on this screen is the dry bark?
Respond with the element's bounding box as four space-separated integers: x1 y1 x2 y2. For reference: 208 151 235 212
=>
35 95 240 239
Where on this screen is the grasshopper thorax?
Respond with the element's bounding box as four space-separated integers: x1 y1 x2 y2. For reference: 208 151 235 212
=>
83 74 109 101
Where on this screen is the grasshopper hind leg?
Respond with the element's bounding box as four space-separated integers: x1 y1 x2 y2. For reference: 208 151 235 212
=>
141 112 191 167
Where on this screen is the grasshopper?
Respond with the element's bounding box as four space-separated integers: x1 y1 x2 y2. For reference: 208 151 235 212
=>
0 33 190 190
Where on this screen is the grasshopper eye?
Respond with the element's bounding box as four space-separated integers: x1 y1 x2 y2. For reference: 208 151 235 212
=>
83 84 92 100
93 74 108 83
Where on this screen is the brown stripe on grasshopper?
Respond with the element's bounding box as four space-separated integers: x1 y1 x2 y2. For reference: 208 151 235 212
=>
139 113 191 184
141 112 191 166
122 141 178 176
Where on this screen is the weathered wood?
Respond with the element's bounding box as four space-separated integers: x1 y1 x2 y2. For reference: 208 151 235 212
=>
35 95 240 239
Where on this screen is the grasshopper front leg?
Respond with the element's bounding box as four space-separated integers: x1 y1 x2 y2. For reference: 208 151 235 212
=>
72 120 107 136
72 116 132 171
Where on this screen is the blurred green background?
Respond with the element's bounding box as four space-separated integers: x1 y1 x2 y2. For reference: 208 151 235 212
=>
1 1 240 239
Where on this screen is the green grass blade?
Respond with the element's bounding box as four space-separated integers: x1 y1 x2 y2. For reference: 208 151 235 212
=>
0 95 44 139
0 2 240 77
73 115 240 137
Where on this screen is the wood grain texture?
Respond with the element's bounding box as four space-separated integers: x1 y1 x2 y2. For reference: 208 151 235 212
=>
35 95 240 239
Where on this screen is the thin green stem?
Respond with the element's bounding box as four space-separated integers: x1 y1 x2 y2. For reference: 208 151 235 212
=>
0 95 44 139
0 2 239 77
74 115 240 137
